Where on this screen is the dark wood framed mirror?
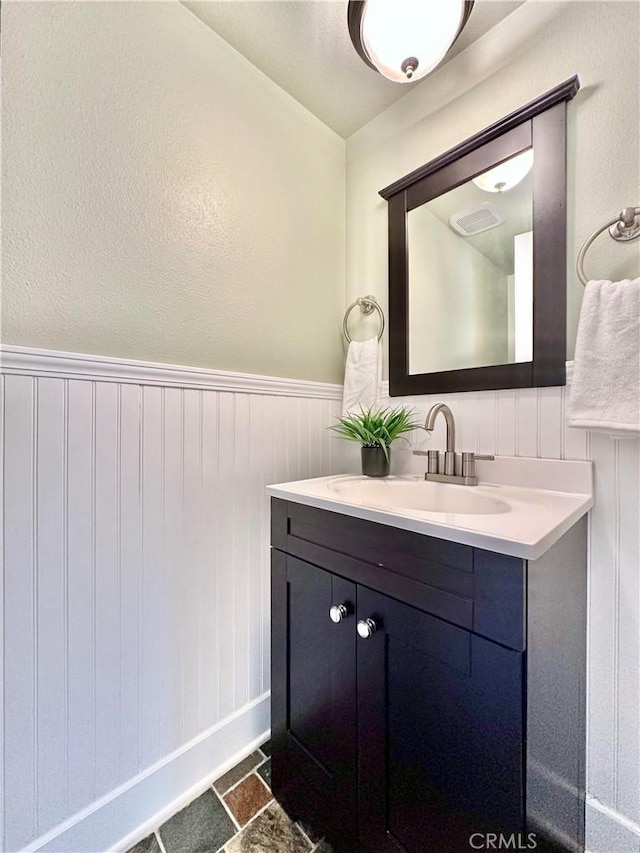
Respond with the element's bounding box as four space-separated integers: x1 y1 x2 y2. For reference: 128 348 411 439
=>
380 76 580 396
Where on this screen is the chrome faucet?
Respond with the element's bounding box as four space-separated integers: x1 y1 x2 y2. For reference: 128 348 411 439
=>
424 403 456 475
413 402 494 486
424 403 456 449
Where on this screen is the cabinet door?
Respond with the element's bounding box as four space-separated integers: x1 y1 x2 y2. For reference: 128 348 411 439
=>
357 586 524 853
271 551 358 847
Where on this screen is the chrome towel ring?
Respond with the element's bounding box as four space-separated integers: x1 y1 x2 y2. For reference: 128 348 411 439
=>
576 206 640 286
343 295 385 343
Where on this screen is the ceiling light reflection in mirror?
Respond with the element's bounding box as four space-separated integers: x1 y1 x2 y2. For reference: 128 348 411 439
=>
473 149 534 193
408 149 534 375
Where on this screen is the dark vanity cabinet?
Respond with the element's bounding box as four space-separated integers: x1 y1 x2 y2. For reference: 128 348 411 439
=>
271 499 587 853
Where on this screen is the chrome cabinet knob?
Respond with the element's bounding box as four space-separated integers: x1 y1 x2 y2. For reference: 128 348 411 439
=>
329 604 349 623
357 618 378 639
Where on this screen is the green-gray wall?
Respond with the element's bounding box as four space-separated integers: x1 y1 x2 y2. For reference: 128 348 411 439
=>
1 1 346 383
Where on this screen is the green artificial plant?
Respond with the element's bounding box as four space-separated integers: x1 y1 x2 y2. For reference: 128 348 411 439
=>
329 405 422 461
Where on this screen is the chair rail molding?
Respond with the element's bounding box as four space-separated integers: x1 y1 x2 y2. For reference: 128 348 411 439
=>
0 345 342 399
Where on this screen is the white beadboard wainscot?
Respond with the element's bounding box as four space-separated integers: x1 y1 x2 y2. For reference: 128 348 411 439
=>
3 347 638 853
0 346 343 853
371 378 640 853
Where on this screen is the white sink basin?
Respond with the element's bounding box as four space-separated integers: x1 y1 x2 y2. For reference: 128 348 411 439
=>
327 478 509 515
266 458 594 559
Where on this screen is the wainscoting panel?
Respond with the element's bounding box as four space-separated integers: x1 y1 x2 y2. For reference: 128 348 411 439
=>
1 348 343 853
3 346 638 853
377 378 640 850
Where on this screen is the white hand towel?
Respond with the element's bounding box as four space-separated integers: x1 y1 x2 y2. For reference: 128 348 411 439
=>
342 338 380 415
568 278 640 433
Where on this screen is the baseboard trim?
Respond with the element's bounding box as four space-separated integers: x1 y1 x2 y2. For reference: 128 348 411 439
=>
25 693 270 853
0 346 342 399
586 795 640 853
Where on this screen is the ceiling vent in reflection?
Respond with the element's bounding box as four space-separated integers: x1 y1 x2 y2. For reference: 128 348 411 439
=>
449 203 504 237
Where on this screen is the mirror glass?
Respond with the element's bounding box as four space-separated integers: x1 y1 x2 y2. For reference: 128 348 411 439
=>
408 149 533 375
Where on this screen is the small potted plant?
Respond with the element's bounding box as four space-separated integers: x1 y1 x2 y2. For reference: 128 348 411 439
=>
330 406 421 477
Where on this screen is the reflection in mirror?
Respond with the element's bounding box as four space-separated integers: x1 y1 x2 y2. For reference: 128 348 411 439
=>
382 77 579 395
408 149 533 375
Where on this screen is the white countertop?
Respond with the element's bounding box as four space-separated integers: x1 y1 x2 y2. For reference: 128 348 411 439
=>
266 456 593 560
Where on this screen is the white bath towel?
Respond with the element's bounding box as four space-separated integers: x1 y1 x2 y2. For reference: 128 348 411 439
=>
568 278 640 433
342 338 380 415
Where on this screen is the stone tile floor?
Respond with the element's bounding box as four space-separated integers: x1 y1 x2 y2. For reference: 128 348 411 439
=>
127 742 333 853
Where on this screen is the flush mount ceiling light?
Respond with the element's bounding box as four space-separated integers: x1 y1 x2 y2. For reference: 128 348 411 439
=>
348 0 474 84
472 149 535 193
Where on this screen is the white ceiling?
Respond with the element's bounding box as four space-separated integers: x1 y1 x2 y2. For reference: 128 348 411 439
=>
182 1 525 138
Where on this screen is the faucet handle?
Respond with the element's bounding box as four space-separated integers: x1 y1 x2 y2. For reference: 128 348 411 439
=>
461 452 495 478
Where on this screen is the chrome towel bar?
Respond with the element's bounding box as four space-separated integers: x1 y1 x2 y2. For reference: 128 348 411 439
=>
343 295 385 343
577 206 640 286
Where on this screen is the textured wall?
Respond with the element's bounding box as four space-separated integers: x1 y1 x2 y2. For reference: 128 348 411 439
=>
345 0 640 371
1 1 345 383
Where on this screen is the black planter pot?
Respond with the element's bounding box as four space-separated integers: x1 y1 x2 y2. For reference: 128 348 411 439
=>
361 445 390 478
